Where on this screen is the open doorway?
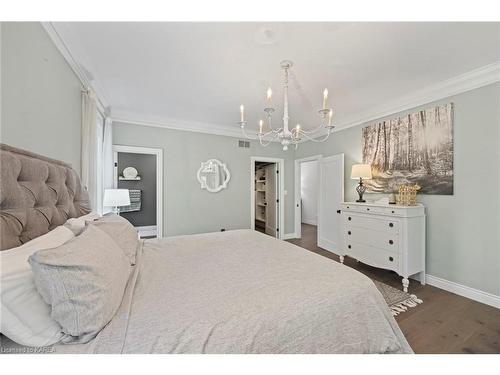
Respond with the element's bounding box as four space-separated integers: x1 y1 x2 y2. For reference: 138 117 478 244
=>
250 157 285 239
294 155 321 239
113 145 163 239
254 161 278 236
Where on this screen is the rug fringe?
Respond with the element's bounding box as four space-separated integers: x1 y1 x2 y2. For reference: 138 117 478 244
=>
390 294 423 316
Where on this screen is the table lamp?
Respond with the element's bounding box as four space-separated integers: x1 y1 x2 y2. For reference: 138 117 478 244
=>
103 189 130 214
351 164 372 203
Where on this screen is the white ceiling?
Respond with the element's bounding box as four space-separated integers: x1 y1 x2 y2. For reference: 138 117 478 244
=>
54 22 500 133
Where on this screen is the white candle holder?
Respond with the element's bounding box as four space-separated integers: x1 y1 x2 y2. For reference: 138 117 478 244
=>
318 108 331 117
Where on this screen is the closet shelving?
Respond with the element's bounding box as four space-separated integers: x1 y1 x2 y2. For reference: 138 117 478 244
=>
255 166 267 230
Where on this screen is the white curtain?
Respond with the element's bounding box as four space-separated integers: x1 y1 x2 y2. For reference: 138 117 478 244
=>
82 89 115 214
81 89 98 211
102 117 114 214
95 113 104 214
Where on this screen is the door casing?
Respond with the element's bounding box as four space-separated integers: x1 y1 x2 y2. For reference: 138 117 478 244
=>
250 156 285 240
112 145 164 238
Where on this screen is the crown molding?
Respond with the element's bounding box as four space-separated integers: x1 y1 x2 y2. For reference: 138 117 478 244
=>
332 61 500 132
112 109 253 140
41 22 110 114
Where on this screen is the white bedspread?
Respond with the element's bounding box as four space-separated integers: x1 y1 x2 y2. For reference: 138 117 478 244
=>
4 230 412 353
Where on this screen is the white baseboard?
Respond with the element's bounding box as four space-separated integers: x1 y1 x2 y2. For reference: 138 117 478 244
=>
136 225 157 237
282 233 297 240
426 275 500 309
301 219 317 226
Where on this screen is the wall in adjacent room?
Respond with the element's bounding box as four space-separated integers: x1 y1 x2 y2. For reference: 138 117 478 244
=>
0 22 82 172
300 160 319 226
295 83 500 297
117 152 157 227
113 122 296 237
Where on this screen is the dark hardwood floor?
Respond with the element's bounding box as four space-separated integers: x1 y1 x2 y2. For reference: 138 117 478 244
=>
287 223 500 354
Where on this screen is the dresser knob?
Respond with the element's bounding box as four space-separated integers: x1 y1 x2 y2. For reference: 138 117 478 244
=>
389 223 394 228
348 245 351 249
366 208 370 211
389 240 394 245
389 256 394 262
391 210 395 214
348 217 352 221
348 231 351 235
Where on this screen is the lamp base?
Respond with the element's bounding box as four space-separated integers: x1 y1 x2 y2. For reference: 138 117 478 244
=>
356 178 367 203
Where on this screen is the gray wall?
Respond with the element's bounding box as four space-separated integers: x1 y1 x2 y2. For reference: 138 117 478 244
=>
113 123 296 236
118 152 157 227
295 83 500 296
0 22 82 172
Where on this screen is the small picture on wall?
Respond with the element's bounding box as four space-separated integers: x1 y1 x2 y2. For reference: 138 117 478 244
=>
362 103 454 195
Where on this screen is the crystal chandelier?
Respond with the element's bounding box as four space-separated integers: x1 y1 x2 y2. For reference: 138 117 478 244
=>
238 60 334 151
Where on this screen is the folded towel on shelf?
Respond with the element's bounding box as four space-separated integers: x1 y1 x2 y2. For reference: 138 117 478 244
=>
121 190 142 213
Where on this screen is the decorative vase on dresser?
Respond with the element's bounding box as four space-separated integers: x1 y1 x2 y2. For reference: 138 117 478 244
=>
340 202 426 292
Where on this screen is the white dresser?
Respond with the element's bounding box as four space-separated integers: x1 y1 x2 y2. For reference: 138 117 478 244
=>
340 202 426 292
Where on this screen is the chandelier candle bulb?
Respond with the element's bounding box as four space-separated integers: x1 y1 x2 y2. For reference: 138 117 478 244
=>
240 105 245 122
259 119 263 134
266 87 273 104
323 88 328 109
328 109 333 126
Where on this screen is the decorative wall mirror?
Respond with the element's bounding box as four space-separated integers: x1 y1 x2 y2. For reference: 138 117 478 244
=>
197 159 231 193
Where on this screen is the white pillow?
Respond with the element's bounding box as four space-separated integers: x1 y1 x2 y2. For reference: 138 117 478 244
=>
63 211 101 235
0 226 75 346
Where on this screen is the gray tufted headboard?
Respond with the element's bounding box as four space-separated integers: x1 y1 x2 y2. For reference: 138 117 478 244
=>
0 144 91 250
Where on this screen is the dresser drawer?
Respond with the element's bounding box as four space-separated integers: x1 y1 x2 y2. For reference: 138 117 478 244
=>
345 226 399 252
345 242 399 273
343 204 384 215
342 204 423 217
344 214 399 233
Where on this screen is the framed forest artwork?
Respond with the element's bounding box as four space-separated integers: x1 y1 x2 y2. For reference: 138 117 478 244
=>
362 103 454 195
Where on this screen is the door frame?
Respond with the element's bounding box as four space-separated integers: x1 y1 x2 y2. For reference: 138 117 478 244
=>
294 154 323 239
112 145 164 238
317 153 345 253
250 156 285 240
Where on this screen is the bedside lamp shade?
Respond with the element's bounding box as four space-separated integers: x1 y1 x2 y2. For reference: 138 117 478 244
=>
351 164 372 180
103 189 130 207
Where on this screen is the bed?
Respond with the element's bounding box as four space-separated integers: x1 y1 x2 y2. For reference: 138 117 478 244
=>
0 144 412 354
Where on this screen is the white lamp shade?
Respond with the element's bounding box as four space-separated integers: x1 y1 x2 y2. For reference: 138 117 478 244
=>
103 189 130 207
351 164 372 180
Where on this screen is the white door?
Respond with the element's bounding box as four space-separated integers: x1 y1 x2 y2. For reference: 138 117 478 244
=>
265 163 278 237
318 154 344 253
